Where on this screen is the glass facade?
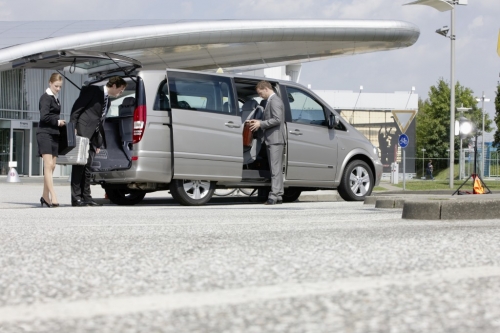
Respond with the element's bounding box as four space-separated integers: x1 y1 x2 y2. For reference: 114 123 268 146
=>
0 68 86 176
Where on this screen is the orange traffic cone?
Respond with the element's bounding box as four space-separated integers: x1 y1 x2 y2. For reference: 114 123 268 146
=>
473 175 485 194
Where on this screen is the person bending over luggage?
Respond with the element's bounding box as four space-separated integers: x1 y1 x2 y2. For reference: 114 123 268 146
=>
69 76 127 207
37 73 66 208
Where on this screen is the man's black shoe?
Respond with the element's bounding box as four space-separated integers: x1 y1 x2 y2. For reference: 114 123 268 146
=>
85 200 103 207
264 199 277 205
72 200 88 207
277 199 283 204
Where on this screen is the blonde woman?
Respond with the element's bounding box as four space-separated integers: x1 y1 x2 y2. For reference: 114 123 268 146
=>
37 73 66 207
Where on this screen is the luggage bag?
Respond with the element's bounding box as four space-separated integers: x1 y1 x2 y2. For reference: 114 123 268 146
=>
58 122 76 155
56 136 89 165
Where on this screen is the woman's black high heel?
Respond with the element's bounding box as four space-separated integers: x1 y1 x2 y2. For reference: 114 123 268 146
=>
40 197 52 208
51 203 60 207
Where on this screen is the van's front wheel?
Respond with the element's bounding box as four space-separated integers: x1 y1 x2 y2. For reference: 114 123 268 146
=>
337 160 373 201
106 189 146 205
169 180 215 206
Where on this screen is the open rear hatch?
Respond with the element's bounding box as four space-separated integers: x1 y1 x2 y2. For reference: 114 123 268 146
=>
12 50 144 172
11 49 141 77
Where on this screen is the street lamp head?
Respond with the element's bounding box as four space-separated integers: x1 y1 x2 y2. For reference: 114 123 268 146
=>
476 96 491 102
403 0 454 12
456 106 472 112
435 26 450 37
459 116 473 139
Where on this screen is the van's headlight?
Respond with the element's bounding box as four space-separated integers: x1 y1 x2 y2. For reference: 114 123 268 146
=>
373 146 380 158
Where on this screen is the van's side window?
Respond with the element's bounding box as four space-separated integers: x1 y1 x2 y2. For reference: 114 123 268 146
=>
153 79 171 111
167 72 236 115
286 87 327 126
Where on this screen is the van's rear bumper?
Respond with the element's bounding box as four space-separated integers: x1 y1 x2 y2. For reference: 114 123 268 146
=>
92 156 171 185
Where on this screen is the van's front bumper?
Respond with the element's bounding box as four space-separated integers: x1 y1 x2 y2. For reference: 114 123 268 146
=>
374 159 383 186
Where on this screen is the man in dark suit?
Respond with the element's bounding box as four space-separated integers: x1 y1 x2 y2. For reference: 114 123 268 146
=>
248 80 286 205
70 76 127 206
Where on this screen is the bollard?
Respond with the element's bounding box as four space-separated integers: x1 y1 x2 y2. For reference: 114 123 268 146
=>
6 161 21 183
390 162 399 184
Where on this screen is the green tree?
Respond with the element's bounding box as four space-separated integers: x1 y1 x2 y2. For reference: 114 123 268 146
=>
416 79 493 164
492 84 500 147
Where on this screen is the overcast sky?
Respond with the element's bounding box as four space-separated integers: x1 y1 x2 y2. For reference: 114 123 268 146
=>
0 0 499 130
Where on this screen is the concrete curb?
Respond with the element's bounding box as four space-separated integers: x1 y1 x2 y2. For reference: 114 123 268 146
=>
402 197 500 220
375 198 405 209
365 192 500 220
298 191 340 202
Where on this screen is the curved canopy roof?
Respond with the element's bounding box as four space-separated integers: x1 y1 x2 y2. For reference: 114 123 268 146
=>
0 19 420 72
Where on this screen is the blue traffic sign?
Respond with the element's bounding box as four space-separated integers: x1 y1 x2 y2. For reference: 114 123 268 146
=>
398 134 409 148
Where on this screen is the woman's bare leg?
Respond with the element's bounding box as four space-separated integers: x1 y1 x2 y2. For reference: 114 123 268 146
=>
50 156 59 204
41 154 57 204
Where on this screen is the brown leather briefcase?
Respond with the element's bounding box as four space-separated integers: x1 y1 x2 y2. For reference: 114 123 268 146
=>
243 122 253 148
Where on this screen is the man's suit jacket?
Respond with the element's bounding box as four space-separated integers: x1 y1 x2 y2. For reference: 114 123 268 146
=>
260 94 286 145
70 86 108 148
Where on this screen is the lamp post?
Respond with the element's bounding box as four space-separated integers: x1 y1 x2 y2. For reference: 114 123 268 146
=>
447 148 450 170
421 148 426 179
404 0 468 188
475 92 490 178
457 106 472 179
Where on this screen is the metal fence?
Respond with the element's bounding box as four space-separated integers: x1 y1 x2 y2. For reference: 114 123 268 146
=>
0 109 71 122
0 109 40 121
488 151 500 177
407 151 500 179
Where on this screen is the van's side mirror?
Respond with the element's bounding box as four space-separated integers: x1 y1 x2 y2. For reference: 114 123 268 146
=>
328 112 339 129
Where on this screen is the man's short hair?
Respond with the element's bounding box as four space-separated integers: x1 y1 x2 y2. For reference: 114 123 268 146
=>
106 76 127 88
256 80 273 91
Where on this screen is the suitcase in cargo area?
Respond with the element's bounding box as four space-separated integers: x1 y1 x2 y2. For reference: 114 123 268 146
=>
56 136 90 165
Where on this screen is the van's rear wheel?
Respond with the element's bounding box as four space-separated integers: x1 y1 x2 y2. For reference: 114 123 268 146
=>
169 179 215 206
283 188 302 202
106 189 146 205
337 160 373 201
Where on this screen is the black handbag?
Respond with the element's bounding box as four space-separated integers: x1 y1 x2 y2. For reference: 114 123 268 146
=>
58 122 76 155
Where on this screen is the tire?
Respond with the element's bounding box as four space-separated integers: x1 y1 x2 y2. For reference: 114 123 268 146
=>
282 188 302 203
337 160 374 201
169 179 215 206
106 188 146 206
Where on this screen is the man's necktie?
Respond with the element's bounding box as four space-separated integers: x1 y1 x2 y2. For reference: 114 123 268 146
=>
96 95 109 133
102 95 109 117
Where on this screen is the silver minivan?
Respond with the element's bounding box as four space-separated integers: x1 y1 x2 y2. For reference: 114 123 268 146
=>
15 50 382 205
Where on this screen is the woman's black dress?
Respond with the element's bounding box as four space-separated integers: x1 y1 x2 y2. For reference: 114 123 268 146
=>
37 92 61 157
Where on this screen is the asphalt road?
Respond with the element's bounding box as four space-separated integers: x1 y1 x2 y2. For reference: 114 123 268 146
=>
1 182 500 332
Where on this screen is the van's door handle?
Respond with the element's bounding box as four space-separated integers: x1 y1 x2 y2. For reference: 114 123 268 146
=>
225 121 240 128
289 129 303 135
